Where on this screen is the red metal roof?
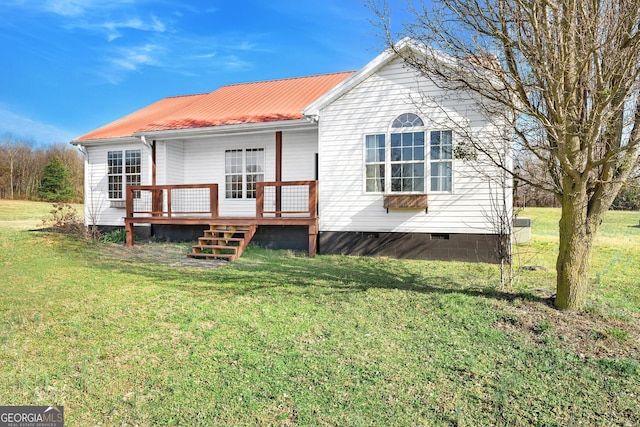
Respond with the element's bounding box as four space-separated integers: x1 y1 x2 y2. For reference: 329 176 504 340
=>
76 93 207 141
75 71 354 141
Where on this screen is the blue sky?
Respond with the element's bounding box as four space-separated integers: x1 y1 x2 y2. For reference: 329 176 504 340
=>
0 0 401 145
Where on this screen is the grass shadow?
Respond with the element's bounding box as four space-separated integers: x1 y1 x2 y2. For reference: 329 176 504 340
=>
86 241 548 306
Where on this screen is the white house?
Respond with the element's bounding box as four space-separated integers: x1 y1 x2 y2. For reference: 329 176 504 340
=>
71 40 512 262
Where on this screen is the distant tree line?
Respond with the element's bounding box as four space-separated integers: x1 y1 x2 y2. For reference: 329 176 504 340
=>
514 151 639 210
0 133 83 203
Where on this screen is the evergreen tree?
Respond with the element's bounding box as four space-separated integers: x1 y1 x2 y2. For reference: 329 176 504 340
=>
39 156 75 202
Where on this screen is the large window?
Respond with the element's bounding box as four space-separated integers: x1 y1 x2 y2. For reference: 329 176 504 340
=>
107 149 141 199
364 114 452 193
225 148 264 199
390 131 425 192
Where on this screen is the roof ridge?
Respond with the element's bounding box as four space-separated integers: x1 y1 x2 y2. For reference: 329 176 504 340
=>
221 71 355 88
164 93 208 99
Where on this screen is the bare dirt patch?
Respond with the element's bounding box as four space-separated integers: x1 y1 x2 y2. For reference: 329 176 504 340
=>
99 241 227 269
495 294 640 360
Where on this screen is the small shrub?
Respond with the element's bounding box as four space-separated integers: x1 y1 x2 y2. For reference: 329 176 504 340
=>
611 184 640 211
42 203 86 237
102 229 127 244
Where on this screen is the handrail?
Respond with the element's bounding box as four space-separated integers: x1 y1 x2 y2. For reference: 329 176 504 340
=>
256 180 318 218
126 184 218 218
125 180 318 220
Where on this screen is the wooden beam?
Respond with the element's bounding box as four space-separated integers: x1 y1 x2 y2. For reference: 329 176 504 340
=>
275 131 282 217
275 131 283 181
151 140 156 186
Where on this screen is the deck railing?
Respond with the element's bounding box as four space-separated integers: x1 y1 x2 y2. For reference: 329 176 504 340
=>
126 184 219 218
126 181 318 220
256 180 318 218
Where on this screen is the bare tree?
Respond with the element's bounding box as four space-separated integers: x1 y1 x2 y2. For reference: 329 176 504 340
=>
0 135 84 202
0 133 36 200
371 0 640 310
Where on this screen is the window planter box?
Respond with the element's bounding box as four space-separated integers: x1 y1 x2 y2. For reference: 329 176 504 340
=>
383 194 429 212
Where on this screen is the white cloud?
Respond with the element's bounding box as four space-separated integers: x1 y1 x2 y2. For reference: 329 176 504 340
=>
223 55 252 70
67 14 169 42
46 0 93 16
5 0 137 17
45 0 138 17
5 0 263 83
195 52 217 59
0 105 77 145
102 43 163 82
96 32 263 83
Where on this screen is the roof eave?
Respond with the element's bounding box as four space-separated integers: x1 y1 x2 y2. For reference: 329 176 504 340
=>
133 118 316 140
70 135 142 146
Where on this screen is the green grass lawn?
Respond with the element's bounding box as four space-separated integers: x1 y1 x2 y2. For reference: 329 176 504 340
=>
0 201 638 426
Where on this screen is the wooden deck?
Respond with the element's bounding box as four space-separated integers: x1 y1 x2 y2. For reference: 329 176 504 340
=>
123 181 319 257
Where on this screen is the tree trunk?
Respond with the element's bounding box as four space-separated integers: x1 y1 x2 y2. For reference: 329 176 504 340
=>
8 154 14 200
555 192 594 310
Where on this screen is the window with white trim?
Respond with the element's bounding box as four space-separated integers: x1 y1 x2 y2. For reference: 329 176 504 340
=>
430 130 453 192
107 149 141 200
364 113 453 193
390 131 425 192
365 134 385 192
225 148 264 199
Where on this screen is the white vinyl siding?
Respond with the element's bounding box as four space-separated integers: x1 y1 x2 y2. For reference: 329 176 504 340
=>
317 57 511 234
281 130 318 181
166 141 185 184
84 142 148 226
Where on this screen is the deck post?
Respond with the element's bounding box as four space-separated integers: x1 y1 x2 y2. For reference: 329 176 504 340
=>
308 222 318 257
309 181 318 218
209 184 219 218
125 220 135 247
256 183 265 217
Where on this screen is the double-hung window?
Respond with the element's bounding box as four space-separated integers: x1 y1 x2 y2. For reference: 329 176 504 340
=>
430 130 453 192
107 149 141 199
390 131 425 192
364 113 453 193
225 148 264 199
365 134 385 192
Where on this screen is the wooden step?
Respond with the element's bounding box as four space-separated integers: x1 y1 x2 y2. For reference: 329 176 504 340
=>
204 229 253 237
192 245 238 252
197 237 243 246
199 236 244 242
189 223 257 262
187 252 236 260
